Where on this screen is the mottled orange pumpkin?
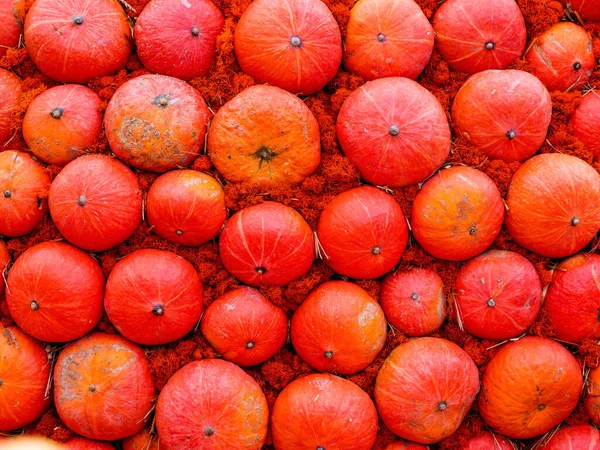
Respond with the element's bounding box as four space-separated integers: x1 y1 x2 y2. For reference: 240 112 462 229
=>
584 365 600 426
0 69 20 145
0 0 23 59
122 426 159 450
538 424 600 449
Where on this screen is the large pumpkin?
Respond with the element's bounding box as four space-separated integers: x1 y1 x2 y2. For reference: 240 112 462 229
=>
156 359 268 449
200 286 288 367
23 85 102 165
411 166 504 261
0 69 20 145
219 201 315 286
337 77 450 188
0 325 51 431
562 0 600 21
505 153 600 258
343 0 433 81
48 154 142 252
122 426 159 450
374 337 479 444
208 85 321 187
478 336 582 439
291 280 387 374
271 374 378 450
105 249 204 345
585 365 600 426
464 432 514 450
572 91 600 157
317 186 408 279
64 438 114 450
234 0 342 95
538 424 600 449
24 0 132 83
433 0 526 74
134 0 224 80
452 70 552 162
104 74 209 172
0 0 23 59
54 333 156 441
146 169 227 246
6 241 105 342
0 150 50 237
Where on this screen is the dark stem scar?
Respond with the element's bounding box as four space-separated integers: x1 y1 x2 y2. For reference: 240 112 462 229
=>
254 146 276 169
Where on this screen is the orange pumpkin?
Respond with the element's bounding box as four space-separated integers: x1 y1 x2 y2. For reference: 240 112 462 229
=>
0 239 9 296
411 166 504 261
271 374 378 450
562 0 600 21
0 325 51 431
584 365 600 426
54 333 156 440
0 67 21 145
385 441 428 450
0 437 64 450
208 85 321 187
478 336 582 439
0 0 23 59
23 85 102 165
538 424 600 449
505 153 600 258
464 432 513 450
122 426 159 450
572 91 600 157
64 437 114 450
375 337 479 444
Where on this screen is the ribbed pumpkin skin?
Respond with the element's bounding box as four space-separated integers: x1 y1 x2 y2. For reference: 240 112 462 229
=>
585 365 600 426
538 425 600 449
271 374 378 450
0 0 23 59
562 0 600 21
0 69 21 145
478 336 582 439
64 437 115 450
464 432 513 450
0 326 51 431
156 359 268 450
505 153 600 258
572 91 600 157
122 427 159 450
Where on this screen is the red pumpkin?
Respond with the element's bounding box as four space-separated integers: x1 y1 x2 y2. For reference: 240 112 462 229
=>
380 268 446 337
385 441 428 450
455 250 542 340
525 22 595 92
105 249 203 345
538 425 600 449
48 155 142 252
585 365 600 426
563 0 600 21
452 70 552 162
411 166 504 261
234 0 341 95
0 69 20 145
54 333 156 440
146 170 226 246
271 374 378 450
200 286 288 366
156 359 268 449
0 240 9 296
317 186 408 279
478 336 582 439
505 153 600 258
343 0 433 81
0 325 51 431
134 0 224 80
23 85 102 165
208 85 321 187
105 74 209 172
572 91 600 157
219 202 314 286
464 432 513 450
122 426 159 450
0 0 23 59
24 0 132 83
0 150 50 237
6 241 105 342
375 337 479 444
433 0 526 74
291 281 387 375
337 77 450 188
64 437 114 450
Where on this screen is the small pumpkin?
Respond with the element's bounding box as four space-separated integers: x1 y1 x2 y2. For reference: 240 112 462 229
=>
0 0 23 59
122 426 159 450
0 69 20 145
538 424 600 449
584 365 600 426
464 432 514 450
64 437 114 450
572 91 600 158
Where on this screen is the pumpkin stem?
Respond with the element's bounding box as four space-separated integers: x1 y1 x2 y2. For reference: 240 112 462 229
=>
437 401 447 411
468 225 477 235
175 229 184 236
191 26 200 37
317 447 326 450
3 190 10 198
77 195 87 207
152 305 164 316
72 15 84 25
484 41 495 50
152 95 170 108
377 33 386 43
537 403 546 410
388 125 400 136
371 246 381 255
50 108 64 119
411 292 419 301
324 351 333 359
574 61 582 70
204 426 215 437
571 217 580 226
256 266 267 275
487 298 496 308
89 384 97 392
254 146 276 169
246 341 255 349
290 36 302 48
506 130 517 140
30 300 40 311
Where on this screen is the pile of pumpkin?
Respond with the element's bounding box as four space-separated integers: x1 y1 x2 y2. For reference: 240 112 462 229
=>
1 0 600 448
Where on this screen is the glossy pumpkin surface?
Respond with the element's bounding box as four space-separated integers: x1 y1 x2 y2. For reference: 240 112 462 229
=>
464 432 514 450
0 0 23 59
572 91 600 157
538 424 600 449
0 69 20 145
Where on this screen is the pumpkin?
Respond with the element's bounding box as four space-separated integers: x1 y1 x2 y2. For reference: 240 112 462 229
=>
0 0 23 59
134 0 224 80
24 0 132 83
464 432 514 450
219 201 314 286
0 239 9 296
411 166 504 261
54 333 155 440
343 0 433 81
146 169 226 246
271 374 378 450
6 241 105 342
64 437 114 450
585 365 600 426
336 77 450 188
156 359 268 449
234 0 342 95
478 336 582 439
317 186 408 279
433 0 526 74
0 437 63 450
525 22 595 92
105 249 203 345
0 325 51 431
451 70 552 162
208 85 321 187
48 154 142 252
0 69 20 145
455 250 542 340
291 280 387 374
104 74 209 172
538 424 600 449
380 268 446 337
572 91 600 157
0 150 50 237
200 286 288 367
385 441 428 450
505 153 600 258
563 0 600 21
122 426 159 450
